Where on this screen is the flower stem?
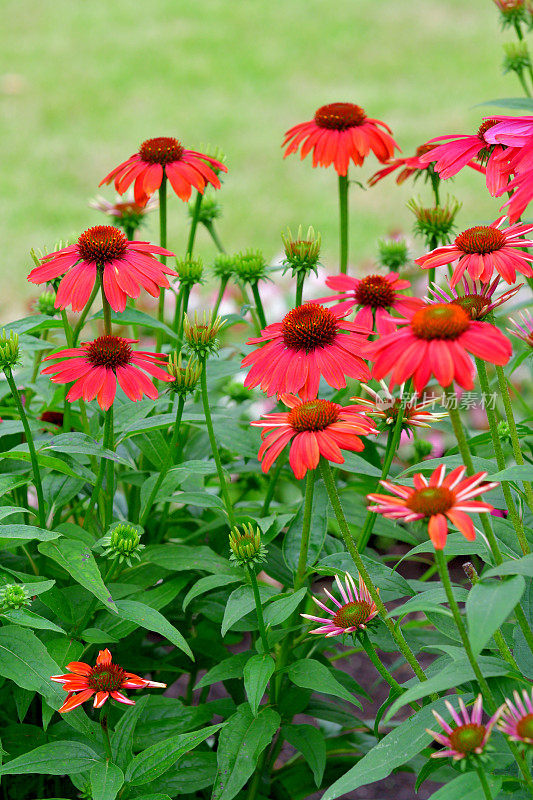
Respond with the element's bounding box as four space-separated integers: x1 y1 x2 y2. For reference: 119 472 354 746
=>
475 764 493 800
495 363 533 515
247 565 269 653
200 360 237 528
60 310 73 432
358 630 403 694
295 272 305 307
261 453 286 516
72 280 101 346
4 367 46 528
475 358 529 554
156 176 168 348
213 277 228 317
251 282 267 330
358 403 405 550
294 470 315 591
186 190 203 257
84 407 113 531
204 220 226 253
99 708 113 760
320 458 431 686
104 405 115 530
140 396 185 525
338 173 349 274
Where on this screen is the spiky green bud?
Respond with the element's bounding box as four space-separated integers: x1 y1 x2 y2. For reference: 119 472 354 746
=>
189 194 222 226
234 250 269 284
281 226 322 277
36 290 58 317
101 522 145 566
166 352 202 396
0 583 32 611
408 197 462 246
493 0 531 29
211 253 240 280
503 40 531 75
176 256 205 289
229 524 267 568
0 330 20 370
184 311 225 359
377 238 409 271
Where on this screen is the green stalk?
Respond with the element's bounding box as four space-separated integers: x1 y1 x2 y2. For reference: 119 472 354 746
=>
200 360 237 528
176 286 190 343
84 407 114 530
156 176 168 348
320 459 431 686
247 565 269 653
204 220 226 253
72 279 100 346
295 272 305 307
140 396 185 525
99 708 113 760
4 368 46 528
261 452 286 516
495 363 533 514
294 470 316 591
338 173 349 274
251 282 267 330
213 277 229 318
475 764 493 800
60 310 73 432
186 190 203 257
104 405 114 530
25 329 48 411
359 630 404 695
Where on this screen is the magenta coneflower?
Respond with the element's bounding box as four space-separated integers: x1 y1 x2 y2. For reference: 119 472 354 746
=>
27 225 176 313
427 695 504 760
499 687 533 744
242 303 371 398
415 217 533 286
100 137 227 204
42 336 171 410
283 103 399 176
427 276 522 320
508 310 533 347
251 393 377 479
367 464 498 549
301 573 378 637
315 272 423 335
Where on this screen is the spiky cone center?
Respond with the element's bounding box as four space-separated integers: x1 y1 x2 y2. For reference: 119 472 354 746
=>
455 226 506 255
333 600 373 629
108 524 142 555
411 303 470 340
288 399 340 432
516 713 533 742
450 294 490 320
282 304 338 352
77 226 129 263
284 239 320 268
477 119 499 141
314 102 366 130
86 336 132 370
355 275 396 308
415 143 436 158
87 663 126 692
406 486 455 516
176 258 204 286
139 136 184 165
448 723 487 755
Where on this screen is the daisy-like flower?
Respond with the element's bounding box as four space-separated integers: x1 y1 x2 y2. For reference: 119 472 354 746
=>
252 393 377 479
242 302 371 399
315 272 423 335
301 573 378 637
50 648 166 713
415 217 533 286
367 464 498 548
352 381 447 434
42 336 171 410
89 193 158 234
27 225 176 313
427 695 504 760
418 120 517 195
499 687 533 744
427 276 522 320
100 137 227 204
283 102 399 176
369 143 487 187
508 310 533 347
366 302 512 393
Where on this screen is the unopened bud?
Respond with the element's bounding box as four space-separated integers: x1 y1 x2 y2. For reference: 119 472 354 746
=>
503 40 531 75
175 256 204 289
408 197 462 247
0 583 32 610
101 522 144 566
36 290 58 317
234 250 269 285
212 253 240 281
0 330 20 370
229 523 267 568
166 352 202 396
189 194 222 226
184 311 225 359
281 226 321 277
463 562 480 586
377 238 409 271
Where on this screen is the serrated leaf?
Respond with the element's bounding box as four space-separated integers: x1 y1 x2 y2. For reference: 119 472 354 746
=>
287 659 362 709
466 575 525 656
244 654 275 716
281 723 326 787
90 761 124 800
0 741 101 775
115 599 193 659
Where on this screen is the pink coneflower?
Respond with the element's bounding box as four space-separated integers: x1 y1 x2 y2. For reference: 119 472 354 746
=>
100 137 227 204
352 381 447 434
50 648 166 713
365 302 512 393
27 225 176 313
301 573 378 637
315 272 423 335
369 144 437 186
508 310 533 346
367 464 498 549
427 276 522 319
427 695 504 760
418 120 517 195
415 217 533 286
242 303 371 398
283 103 399 176
251 393 377 479
41 336 171 410
499 687 533 744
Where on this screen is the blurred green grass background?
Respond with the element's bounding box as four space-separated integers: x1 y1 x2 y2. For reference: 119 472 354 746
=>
0 0 517 320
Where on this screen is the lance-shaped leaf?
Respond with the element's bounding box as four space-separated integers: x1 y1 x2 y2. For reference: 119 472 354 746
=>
38 539 117 613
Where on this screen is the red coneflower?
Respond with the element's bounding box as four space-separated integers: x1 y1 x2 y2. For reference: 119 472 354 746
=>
367 464 498 549
416 217 533 286
427 695 504 760
365 302 512 393
251 393 377 479
367 143 475 187
27 226 176 313
242 302 371 398
301 573 378 637
100 137 227 204
427 276 522 319
283 103 399 176
352 381 448 434
42 336 171 410
50 648 166 712
315 272 423 335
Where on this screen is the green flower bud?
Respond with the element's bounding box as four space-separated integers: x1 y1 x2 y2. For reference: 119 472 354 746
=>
166 352 202 396
36 290 58 317
101 522 145 566
212 253 240 281
184 312 225 359
198 143 227 176
412 439 433 461
234 250 269 285
0 330 20 370
408 197 462 246
503 40 531 75
175 256 205 289
497 420 512 443
493 0 531 29
281 226 321 277
0 583 32 610
377 238 409 271
229 523 267 568
189 194 222 226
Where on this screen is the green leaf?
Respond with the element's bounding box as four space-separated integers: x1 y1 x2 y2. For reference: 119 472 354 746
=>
287 659 362 709
321 699 447 800
221 584 278 636
92 306 178 340
466 575 526 656
162 491 226 510
244 654 275 716
146 544 234 575
263 588 307 627
477 96 533 110
281 723 326 787
339 452 382 477
389 586 467 618
195 652 252 690
283 481 328 573
428 771 502 799
488 464 533 482
484 554 533 578
111 694 150 771
124 723 224 786
115 599 193 660
38 539 118 613
183 573 241 611
0 446 95 483
212 705 280 800
90 761 124 800
2 608 65 633
0 741 101 776
44 432 132 466
0 506 28 521
0 524 59 541
396 532 492 563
